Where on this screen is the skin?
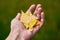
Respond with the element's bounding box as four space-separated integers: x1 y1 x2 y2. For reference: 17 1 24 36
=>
6 4 44 40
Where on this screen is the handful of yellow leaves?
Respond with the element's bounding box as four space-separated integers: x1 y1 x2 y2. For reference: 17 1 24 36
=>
20 10 40 31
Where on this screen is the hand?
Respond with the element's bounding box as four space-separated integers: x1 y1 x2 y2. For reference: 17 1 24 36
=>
6 4 44 40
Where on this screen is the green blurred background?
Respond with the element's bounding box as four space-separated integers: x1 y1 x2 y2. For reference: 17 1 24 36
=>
0 0 60 40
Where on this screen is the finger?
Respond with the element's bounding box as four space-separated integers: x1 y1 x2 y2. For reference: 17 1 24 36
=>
33 4 42 19
33 12 44 34
40 12 44 26
34 4 42 15
35 8 42 19
26 4 35 13
15 13 21 20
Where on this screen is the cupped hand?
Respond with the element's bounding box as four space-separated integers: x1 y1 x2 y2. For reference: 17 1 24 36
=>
6 4 44 40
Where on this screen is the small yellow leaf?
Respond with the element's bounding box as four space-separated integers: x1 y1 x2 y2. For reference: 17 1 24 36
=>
20 10 40 31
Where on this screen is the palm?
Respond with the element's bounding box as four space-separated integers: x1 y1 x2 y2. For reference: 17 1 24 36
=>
19 28 33 40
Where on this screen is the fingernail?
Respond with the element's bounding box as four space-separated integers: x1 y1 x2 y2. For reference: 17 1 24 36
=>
41 12 44 14
38 8 42 11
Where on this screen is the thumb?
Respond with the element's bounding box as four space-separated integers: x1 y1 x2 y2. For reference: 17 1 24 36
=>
15 13 21 20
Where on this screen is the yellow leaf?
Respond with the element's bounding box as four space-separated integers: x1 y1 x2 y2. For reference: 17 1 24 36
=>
20 10 40 31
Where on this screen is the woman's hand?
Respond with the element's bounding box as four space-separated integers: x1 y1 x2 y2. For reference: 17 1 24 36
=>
6 4 44 40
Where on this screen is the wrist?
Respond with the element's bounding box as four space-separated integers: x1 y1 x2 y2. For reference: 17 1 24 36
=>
6 30 19 40
5 32 12 40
